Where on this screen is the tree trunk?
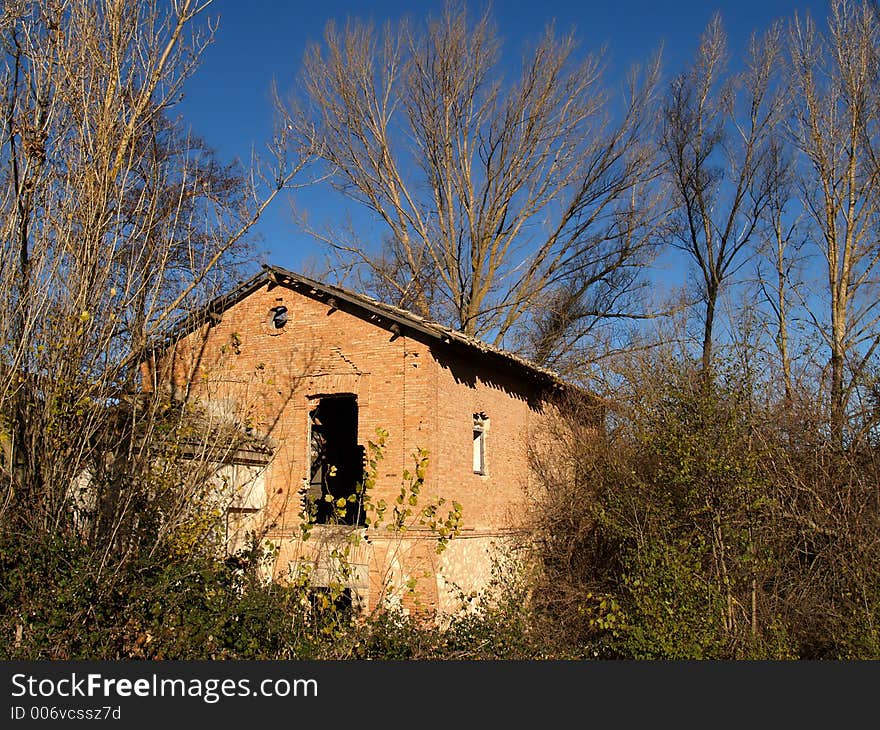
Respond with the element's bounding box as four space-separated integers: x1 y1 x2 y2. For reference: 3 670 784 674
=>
830 346 845 447
702 283 718 380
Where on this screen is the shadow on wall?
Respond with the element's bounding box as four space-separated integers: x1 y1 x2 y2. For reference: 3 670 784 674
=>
431 345 549 413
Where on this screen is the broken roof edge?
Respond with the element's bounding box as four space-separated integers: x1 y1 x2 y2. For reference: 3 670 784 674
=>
149 264 571 390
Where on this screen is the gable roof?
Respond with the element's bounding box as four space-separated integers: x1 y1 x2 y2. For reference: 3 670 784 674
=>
154 264 566 388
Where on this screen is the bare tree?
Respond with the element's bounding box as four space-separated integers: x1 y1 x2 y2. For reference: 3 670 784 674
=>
788 0 880 445
0 0 306 557
283 1 663 362
661 16 783 377
754 134 804 404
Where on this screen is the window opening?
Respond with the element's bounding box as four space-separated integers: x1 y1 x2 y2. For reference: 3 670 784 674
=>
225 506 259 556
269 305 288 329
473 413 488 475
308 395 365 525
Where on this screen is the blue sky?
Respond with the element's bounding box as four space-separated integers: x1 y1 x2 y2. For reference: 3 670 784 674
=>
178 0 830 276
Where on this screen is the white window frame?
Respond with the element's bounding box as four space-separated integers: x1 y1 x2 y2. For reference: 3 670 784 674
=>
473 413 488 475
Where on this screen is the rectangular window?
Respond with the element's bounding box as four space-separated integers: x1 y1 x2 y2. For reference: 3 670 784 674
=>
473 413 488 475
308 394 365 525
225 506 259 556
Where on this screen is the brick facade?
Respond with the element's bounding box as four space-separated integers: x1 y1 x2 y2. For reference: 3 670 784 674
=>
147 268 567 614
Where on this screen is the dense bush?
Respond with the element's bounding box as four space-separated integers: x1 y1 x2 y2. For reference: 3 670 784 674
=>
0 528 565 659
526 362 880 659
0 533 318 659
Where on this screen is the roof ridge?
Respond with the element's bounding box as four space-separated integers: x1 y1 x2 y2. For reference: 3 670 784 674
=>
263 265 563 384
152 264 564 387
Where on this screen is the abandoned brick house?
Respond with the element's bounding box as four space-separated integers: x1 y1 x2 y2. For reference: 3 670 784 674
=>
144 265 579 614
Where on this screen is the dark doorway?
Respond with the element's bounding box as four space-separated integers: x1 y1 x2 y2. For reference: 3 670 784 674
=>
309 395 365 525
